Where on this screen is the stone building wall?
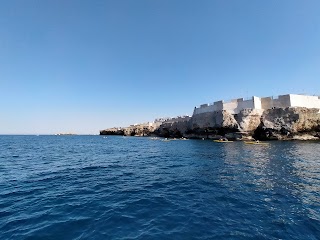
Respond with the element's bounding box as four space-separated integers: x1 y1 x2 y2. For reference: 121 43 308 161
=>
289 94 320 108
193 94 320 116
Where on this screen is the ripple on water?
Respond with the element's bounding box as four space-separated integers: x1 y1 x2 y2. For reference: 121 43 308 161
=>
0 136 319 239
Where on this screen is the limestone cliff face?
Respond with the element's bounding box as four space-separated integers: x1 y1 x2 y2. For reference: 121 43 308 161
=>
100 123 158 136
156 111 240 139
100 128 124 135
254 107 320 140
189 109 262 132
156 120 188 138
189 111 238 129
236 109 264 133
100 107 320 140
155 107 320 140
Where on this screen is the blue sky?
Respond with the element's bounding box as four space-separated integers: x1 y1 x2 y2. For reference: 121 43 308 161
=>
1 0 320 134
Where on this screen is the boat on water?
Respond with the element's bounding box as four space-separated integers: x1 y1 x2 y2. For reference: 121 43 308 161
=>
162 138 171 142
161 137 189 141
213 139 234 143
244 141 268 145
163 140 171 142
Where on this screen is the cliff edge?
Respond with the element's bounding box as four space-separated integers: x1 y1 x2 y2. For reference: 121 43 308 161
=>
254 107 320 140
100 107 320 140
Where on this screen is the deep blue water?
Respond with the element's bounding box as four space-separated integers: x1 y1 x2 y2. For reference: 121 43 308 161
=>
0 135 319 240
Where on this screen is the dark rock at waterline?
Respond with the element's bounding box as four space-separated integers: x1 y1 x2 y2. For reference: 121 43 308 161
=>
100 128 124 135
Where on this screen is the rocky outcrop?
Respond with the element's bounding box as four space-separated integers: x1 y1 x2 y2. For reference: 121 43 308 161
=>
100 123 158 137
189 111 238 129
236 109 264 133
100 107 320 140
122 125 154 136
183 111 239 139
156 119 189 138
158 107 320 140
254 107 320 140
100 128 124 135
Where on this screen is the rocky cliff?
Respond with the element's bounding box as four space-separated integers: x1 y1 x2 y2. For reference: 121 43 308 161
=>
100 127 124 135
100 123 158 137
254 107 320 140
100 107 320 140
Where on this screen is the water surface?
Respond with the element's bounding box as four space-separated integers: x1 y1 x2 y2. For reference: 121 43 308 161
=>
0 136 319 239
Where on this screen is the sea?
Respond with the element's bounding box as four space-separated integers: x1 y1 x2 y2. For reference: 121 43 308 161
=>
0 135 319 240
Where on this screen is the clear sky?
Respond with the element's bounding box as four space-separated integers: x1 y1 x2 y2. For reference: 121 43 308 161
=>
1 0 320 134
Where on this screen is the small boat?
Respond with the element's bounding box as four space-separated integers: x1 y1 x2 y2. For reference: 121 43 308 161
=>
244 141 268 145
213 140 234 143
162 138 171 142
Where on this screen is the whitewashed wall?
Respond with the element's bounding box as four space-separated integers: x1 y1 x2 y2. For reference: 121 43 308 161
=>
193 94 320 116
237 99 255 112
193 104 217 114
222 101 238 114
272 95 291 108
253 96 262 109
289 94 320 108
261 97 273 109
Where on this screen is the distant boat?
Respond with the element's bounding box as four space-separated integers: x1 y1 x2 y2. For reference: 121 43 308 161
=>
162 138 171 142
55 132 76 136
244 141 268 145
213 139 233 143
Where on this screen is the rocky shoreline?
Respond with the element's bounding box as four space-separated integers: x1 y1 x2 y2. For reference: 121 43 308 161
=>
100 107 320 141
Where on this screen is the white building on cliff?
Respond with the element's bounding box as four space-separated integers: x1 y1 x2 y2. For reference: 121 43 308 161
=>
193 94 320 115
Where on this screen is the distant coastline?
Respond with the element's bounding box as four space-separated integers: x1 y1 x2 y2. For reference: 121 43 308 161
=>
100 94 320 141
